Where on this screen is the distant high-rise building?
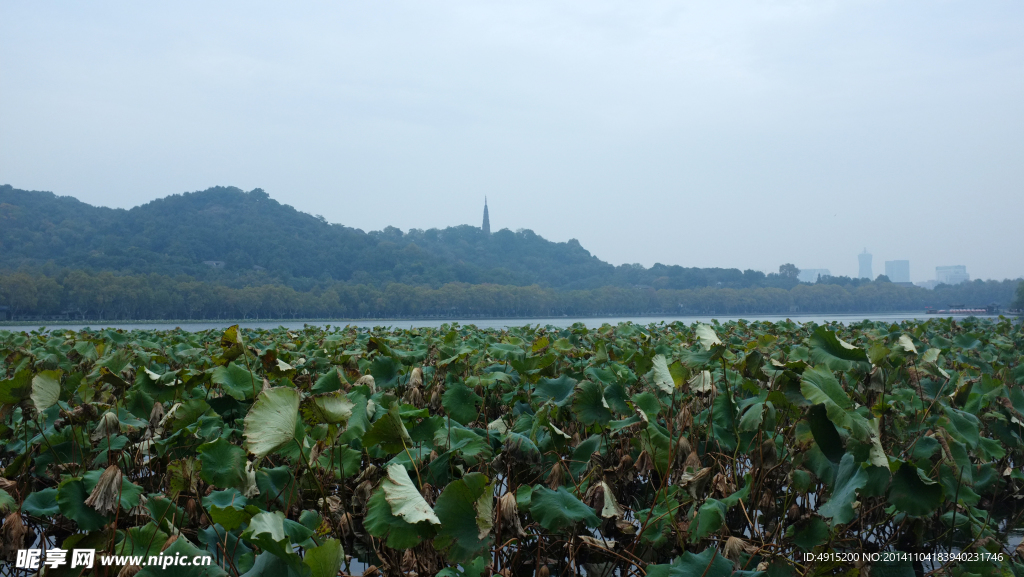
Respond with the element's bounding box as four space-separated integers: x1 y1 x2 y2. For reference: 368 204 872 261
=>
884 260 910 283
797 269 831 283
936 265 969 285
482 197 490 235
858 249 872 279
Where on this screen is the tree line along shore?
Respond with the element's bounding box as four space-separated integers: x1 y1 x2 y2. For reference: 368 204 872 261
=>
1 269 1020 322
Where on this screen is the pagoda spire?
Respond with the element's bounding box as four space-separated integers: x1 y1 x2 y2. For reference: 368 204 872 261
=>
482 197 490 235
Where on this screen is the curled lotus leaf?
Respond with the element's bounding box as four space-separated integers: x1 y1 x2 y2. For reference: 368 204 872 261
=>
244 387 300 458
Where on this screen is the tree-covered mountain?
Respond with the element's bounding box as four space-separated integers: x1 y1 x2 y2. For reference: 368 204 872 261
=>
0 184 795 290
2 185 1021 320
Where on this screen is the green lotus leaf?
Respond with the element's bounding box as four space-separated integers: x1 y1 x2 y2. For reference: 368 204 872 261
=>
442 381 482 425
316 445 363 479
298 510 322 531
147 493 187 532
203 489 251 531
57 477 110 532
711 391 738 453
897 334 917 354
818 453 868 526
801 365 868 441
516 485 533 509
212 363 258 400
888 462 943 516
695 324 722 350
573 381 612 426
866 418 889 469
641 422 672 475
649 354 675 394
22 488 60 516
364 465 440 548
788 517 829 552
488 343 525 361
199 525 253 575
243 387 300 458
688 370 713 393
116 521 169 558
364 488 431 549
138 535 226 577
382 463 440 525
282 517 317 549
534 374 577 407
690 498 727 542
166 458 201 499
940 406 980 449
302 391 355 425
74 341 99 361
363 402 414 453
920 348 940 364
339 390 372 443
304 539 344 577
603 381 632 415
0 370 32 404
809 327 868 370
647 546 735 577
739 401 765 432
30 370 62 413
528 485 599 532
311 367 347 394
239 552 306 577
254 466 299 510
806 403 845 464
433 472 494 562
583 366 616 385
632 392 661 422
570 435 602 476
369 356 399 388
198 437 249 490
242 511 308 574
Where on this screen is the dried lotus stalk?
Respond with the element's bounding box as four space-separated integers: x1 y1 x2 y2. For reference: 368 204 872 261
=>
148 402 164 429
429 387 444 412
635 450 653 475
0 512 27 561
683 450 701 472
676 435 692 460
84 465 122 515
409 367 424 388
546 461 564 490
496 492 525 537
354 375 376 394
404 385 424 407
91 412 121 442
724 536 757 563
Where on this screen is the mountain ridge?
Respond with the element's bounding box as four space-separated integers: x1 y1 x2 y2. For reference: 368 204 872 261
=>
1 183 791 291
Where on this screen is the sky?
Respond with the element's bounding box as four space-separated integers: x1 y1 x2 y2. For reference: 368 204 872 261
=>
2 1 1022 282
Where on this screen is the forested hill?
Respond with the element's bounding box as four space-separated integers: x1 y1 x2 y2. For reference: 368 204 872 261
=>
0 184 786 290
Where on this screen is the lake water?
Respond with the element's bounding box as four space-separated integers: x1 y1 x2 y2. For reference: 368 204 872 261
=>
3 312 1007 333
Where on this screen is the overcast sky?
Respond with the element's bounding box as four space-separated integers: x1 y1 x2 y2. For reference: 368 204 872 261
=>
2 1 1022 282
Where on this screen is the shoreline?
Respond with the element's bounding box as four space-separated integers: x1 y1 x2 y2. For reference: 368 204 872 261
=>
1 310 1015 332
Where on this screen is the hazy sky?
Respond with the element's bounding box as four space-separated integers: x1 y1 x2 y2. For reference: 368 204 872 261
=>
2 1 1022 282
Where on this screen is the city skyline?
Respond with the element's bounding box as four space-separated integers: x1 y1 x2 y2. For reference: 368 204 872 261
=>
791 251 982 284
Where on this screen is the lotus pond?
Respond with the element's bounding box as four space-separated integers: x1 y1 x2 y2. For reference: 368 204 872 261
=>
1 317 1023 577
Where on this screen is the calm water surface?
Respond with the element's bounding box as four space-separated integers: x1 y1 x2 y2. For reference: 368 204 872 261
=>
5 312 1006 333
